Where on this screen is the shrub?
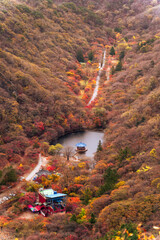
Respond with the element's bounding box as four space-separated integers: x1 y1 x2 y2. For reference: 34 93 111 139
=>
19 192 36 206
32 11 44 19
84 11 103 26
5 168 17 183
70 213 77 222
63 2 77 12
151 178 160 187
76 49 84 63
89 212 96 224
114 27 122 33
88 195 111 216
115 181 126 189
47 0 53 7
0 166 17 185
98 201 132 230
48 145 56 155
88 51 94 61
110 186 129 201
104 223 138 240
16 4 31 13
26 182 42 192
0 23 4 33
117 147 132 163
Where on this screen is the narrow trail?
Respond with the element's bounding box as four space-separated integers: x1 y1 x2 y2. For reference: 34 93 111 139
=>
106 55 111 81
106 66 110 81
87 50 106 105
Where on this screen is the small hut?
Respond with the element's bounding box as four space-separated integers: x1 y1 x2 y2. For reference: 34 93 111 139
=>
75 142 87 153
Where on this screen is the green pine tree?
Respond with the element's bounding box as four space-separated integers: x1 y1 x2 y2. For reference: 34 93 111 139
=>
89 212 96 224
99 167 119 195
111 66 115 75
97 140 103 152
110 46 115 56
76 49 84 62
6 168 17 183
88 51 94 61
115 61 122 71
114 27 122 33
119 50 125 60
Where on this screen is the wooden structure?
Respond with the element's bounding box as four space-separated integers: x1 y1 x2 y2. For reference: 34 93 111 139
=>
75 142 87 153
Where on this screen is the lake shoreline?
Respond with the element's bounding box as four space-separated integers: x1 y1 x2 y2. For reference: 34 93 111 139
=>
51 127 104 145
55 130 104 158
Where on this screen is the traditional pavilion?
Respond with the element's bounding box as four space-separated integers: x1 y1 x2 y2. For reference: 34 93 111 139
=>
75 142 87 153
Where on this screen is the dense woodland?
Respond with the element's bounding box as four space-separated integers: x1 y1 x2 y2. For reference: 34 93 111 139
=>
0 0 160 239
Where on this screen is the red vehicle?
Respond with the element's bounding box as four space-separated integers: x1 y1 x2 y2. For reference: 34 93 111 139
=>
28 205 42 213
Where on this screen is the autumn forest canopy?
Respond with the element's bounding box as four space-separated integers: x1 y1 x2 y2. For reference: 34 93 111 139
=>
0 0 160 239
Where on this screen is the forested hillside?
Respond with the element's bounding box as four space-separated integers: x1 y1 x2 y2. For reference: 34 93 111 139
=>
0 0 108 169
1 0 160 239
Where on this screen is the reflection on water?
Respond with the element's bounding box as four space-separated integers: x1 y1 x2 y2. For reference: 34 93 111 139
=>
58 130 104 158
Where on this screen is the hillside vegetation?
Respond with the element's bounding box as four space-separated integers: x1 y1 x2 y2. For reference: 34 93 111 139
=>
1 0 160 239
0 0 108 169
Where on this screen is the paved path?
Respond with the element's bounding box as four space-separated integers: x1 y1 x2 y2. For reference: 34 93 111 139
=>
25 154 47 181
25 153 43 181
106 65 110 81
87 50 106 105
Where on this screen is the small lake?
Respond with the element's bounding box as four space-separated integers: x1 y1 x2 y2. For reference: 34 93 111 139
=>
58 130 104 158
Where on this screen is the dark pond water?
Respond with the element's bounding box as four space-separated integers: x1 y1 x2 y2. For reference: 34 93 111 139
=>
58 130 104 158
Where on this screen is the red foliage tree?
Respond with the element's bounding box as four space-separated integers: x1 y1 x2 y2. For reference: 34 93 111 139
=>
19 192 36 206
